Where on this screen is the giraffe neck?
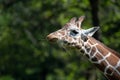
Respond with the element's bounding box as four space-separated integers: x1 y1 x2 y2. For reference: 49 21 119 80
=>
80 36 120 80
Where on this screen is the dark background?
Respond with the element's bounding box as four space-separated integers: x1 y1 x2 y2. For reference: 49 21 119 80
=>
0 0 120 80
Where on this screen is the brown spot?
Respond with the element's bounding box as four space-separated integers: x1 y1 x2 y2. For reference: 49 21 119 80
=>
96 45 109 56
84 45 91 52
106 72 120 80
60 31 65 35
85 54 90 58
87 39 94 45
61 37 65 40
86 47 91 53
106 54 119 66
76 45 81 49
66 36 69 39
106 66 114 75
91 57 98 62
95 60 107 72
67 43 71 45
68 37 73 41
90 47 96 56
80 49 85 53
95 53 103 60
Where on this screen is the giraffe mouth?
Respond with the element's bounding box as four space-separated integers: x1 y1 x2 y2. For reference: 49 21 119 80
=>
48 38 58 42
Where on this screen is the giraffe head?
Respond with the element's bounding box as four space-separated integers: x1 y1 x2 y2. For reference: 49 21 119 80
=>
47 16 99 49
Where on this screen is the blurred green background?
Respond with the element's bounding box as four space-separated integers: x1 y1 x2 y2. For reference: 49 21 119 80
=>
0 0 120 80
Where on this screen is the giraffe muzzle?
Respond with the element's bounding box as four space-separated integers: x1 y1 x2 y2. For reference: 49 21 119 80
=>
46 34 58 42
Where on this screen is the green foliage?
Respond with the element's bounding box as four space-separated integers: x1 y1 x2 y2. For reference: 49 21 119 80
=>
0 0 120 80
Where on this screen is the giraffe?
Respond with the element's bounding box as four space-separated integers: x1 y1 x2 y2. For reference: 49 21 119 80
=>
46 16 120 80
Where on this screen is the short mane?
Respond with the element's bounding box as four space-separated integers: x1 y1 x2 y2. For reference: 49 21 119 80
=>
88 36 120 58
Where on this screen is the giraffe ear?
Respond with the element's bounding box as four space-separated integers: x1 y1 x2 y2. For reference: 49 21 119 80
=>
83 27 100 36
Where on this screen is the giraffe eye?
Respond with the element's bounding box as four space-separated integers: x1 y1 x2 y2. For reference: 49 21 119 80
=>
70 30 79 36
